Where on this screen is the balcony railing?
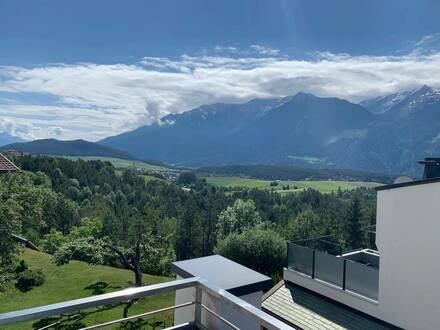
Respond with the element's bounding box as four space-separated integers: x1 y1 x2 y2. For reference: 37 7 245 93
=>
0 276 292 330
287 242 379 301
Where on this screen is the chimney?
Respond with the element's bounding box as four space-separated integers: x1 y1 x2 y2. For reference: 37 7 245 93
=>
418 158 440 179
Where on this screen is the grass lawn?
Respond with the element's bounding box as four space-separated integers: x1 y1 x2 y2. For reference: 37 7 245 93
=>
0 249 175 329
62 156 169 172
142 175 167 183
204 176 382 194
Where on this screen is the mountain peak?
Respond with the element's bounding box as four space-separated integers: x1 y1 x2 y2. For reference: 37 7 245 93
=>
410 84 434 97
417 84 433 93
361 85 440 115
408 84 440 101
293 91 317 99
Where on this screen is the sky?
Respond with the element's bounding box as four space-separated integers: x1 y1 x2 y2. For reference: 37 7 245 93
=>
1 0 440 141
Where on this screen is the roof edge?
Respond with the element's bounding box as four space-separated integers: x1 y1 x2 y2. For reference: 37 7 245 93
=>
375 177 440 191
0 152 20 171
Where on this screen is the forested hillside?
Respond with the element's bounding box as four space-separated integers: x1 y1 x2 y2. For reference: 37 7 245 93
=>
2 139 135 160
1 155 378 290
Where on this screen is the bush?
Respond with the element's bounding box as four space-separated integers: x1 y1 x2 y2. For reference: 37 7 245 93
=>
215 228 286 277
16 269 45 292
14 260 28 275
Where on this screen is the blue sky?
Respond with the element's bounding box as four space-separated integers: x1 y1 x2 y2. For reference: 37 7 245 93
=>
1 0 440 140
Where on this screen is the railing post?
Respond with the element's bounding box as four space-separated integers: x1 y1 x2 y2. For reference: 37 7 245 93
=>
342 259 346 290
195 284 203 326
312 250 316 278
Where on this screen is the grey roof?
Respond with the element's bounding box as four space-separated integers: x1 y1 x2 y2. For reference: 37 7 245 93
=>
263 282 398 330
171 255 272 296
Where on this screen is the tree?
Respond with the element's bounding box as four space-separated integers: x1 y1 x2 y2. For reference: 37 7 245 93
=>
216 199 262 241
54 235 151 318
0 201 21 290
341 195 363 250
215 228 286 277
362 206 377 250
177 172 197 186
286 209 321 241
41 229 66 254
140 234 176 276
54 236 146 287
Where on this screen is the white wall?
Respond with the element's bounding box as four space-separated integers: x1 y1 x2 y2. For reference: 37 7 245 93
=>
375 182 440 330
174 275 196 325
174 275 263 329
198 291 262 330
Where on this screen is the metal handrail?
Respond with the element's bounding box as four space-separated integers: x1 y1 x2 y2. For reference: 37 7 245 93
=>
0 276 294 330
200 303 240 330
80 302 194 330
0 277 199 325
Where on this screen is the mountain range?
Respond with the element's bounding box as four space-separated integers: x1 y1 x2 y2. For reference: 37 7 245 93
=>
101 86 440 175
101 94 374 166
4 86 440 176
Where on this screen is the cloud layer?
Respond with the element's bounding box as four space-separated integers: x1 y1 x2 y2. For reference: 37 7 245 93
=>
1 43 440 141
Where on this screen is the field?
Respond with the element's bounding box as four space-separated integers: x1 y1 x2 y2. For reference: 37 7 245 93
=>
62 156 169 171
0 249 175 329
204 176 382 194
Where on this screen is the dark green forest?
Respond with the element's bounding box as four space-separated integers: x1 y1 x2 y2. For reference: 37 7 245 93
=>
0 155 377 289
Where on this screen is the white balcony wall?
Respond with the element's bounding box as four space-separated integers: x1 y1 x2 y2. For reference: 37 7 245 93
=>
375 181 440 330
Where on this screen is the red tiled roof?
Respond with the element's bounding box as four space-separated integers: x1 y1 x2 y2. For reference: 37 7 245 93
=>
0 153 19 172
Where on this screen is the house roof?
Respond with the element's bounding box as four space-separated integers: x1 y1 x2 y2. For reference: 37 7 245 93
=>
0 153 19 172
171 255 272 296
263 282 399 330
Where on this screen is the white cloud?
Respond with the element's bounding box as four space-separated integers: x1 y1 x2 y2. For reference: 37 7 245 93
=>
1 45 440 141
412 33 440 55
214 45 238 53
250 45 280 56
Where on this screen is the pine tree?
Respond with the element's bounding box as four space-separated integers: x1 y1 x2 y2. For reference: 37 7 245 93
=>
342 195 363 250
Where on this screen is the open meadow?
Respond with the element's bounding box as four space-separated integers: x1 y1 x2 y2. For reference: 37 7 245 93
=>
204 176 382 194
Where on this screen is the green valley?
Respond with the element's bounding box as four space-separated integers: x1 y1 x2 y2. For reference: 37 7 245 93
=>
204 176 382 194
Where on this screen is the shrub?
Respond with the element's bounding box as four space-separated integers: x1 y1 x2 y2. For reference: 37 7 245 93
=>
16 269 45 292
215 228 286 277
14 260 28 275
